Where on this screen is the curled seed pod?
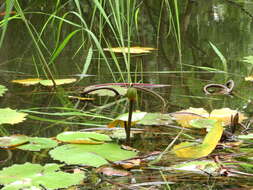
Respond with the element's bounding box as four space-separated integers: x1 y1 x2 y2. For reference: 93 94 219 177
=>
126 87 137 101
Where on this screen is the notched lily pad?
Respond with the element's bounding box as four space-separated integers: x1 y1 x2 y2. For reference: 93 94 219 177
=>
0 85 8 97
0 108 28 125
84 85 127 96
0 162 85 190
56 131 112 144
17 137 58 151
138 113 172 125
11 78 42 86
0 135 29 148
11 78 76 87
49 143 138 167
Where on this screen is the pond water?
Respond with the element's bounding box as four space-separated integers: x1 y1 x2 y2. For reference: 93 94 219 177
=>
1 0 253 189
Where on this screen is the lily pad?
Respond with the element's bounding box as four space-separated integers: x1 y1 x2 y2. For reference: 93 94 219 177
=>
0 163 85 190
84 85 127 96
0 85 7 97
39 78 76 86
173 121 223 158
0 108 28 125
0 135 29 148
171 160 220 175
138 113 173 125
17 137 58 151
11 78 42 86
108 112 147 128
189 119 217 129
56 131 112 144
49 143 138 167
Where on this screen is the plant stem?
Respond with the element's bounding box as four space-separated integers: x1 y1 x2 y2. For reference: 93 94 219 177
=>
125 99 134 145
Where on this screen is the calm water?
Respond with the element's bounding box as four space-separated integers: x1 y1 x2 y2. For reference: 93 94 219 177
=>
1 0 253 189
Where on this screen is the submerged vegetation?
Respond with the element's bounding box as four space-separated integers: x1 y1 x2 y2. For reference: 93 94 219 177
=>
1 0 253 189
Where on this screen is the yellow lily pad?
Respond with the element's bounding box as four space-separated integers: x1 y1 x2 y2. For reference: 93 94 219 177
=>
11 78 42 86
103 47 156 54
39 78 77 86
173 121 223 158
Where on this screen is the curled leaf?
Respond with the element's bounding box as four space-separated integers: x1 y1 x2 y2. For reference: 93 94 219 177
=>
173 122 223 158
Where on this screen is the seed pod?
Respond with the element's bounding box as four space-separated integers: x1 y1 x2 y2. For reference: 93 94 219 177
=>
126 87 137 101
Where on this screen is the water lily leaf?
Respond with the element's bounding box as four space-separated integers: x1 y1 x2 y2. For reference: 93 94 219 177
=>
39 78 76 86
189 119 217 129
171 108 209 128
171 160 220 175
103 47 156 54
0 163 84 190
0 85 7 97
172 107 246 128
108 112 147 128
49 143 138 167
209 108 246 126
138 113 172 125
11 78 42 86
0 135 29 148
173 122 223 158
17 137 58 151
84 85 127 96
56 131 112 144
0 108 28 125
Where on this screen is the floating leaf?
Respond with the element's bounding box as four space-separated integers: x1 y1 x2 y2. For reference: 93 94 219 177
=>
173 122 223 158
0 108 28 125
39 78 76 86
171 108 209 128
11 78 42 86
138 113 173 125
49 143 138 167
108 112 147 128
84 85 127 96
0 163 84 190
0 135 29 148
189 119 217 130
209 108 246 126
172 107 246 128
0 85 7 97
56 131 112 144
171 160 220 175
11 78 76 87
103 47 156 54
17 137 58 151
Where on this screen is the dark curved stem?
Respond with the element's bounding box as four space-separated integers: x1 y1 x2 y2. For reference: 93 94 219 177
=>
125 99 134 145
135 86 167 113
82 87 120 96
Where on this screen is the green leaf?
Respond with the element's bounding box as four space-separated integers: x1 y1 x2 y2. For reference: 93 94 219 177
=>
0 108 27 125
56 131 112 144
189 119 217 129
138 113 172 125
0 135 29 148
0 163 85 190
242 56 253 65
171 160 220 175
17 137 58 151
115 112 147 122
84 85 127 96
49 143 138 167
0 85 8 97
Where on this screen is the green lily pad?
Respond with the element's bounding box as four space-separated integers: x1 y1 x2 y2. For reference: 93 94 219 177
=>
115 112 147 122
49 143 138 167
39 78 76 86
17 137 58 151
0 108 28 125
0 85 7 97
189 119 217 129
138 113 172 125
171 160 220 175
0 163 85 190
84 85 127 96
0 135 29 148
56 131 112 144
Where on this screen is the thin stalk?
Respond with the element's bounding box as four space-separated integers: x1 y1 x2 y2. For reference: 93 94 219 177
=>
125 98 134 145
